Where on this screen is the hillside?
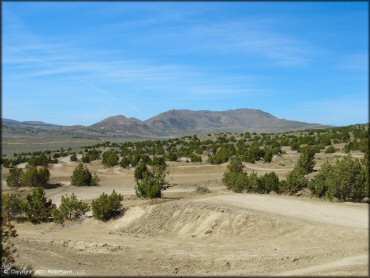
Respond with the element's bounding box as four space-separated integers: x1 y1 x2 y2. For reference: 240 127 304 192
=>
145 109 322 134
2 108 326 139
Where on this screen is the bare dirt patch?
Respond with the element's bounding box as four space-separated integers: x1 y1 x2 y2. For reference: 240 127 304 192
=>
3 154 368 276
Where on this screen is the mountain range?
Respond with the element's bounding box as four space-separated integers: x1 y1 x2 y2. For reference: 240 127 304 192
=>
2 109 326 139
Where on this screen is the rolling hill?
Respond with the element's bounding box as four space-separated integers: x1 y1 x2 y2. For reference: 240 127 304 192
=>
2 108 326 140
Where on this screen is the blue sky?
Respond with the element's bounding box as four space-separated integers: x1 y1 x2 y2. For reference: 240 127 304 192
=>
3 2 368 126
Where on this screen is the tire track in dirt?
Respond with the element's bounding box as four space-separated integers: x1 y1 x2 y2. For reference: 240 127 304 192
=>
194 193 368 229
276 254 368 276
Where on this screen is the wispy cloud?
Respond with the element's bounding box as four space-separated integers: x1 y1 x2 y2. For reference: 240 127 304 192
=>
181 21 314 66
3 2 366 126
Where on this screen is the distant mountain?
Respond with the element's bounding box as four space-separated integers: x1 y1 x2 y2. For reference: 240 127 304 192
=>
89 115 157 136
3 118 20 125
2 109 327 139
2 118 59 127
145 109 320 134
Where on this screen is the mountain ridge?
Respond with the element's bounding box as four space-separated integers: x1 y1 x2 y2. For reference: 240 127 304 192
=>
2 108 328 139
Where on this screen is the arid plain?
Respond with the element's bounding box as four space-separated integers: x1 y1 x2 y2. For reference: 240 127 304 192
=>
2 145 368 276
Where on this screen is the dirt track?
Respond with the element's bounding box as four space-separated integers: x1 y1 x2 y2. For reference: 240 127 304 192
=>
195 193 368 229
3 156 369 276
277 254 368 276
13 193 368 276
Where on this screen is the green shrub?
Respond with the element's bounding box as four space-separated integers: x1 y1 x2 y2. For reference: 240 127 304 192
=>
195 186 210 194
134 163 149 181
246 172 259 192
282 145 315 195
279 180 288 193
209 144 235 164
223 171 248 193
263 148 273 163
91 173 100 186
53 193 90 223
81 155 91 163
167 152 178 162
53 153 61 159
70 153 77 161
120 156 130 168
247 145 265 162
222 155 248 193
24 188 55 223
140 154 152 164
308 161 332 197
91 190 123 221
290 142 300 151
52 208 64 224
190 153 202 163
296 146 316 174
135 166 167 198
243 150 256 163
102 150 119 167
2 217 17 261
22 167 38 187
152 156 166 167
309 156 367 202
2 193 24 220
22 167 50 187
28 154 50 167
70 163 99 186
36 167 50 186
1 158 11 168
286 167 307 194
325 145 336 154
6 168 24 187
130 154 140 167
86 149 101 161
260 172 280 193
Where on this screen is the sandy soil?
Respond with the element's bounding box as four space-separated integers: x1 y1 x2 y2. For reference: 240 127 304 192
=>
195 193 368 228
2 151 368 276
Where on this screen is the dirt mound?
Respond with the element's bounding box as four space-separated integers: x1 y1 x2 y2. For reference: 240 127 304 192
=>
117 201 300 239
18 238 129 255
61 240 128 254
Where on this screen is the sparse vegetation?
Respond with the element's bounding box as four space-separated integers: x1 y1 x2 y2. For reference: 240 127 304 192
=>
1 212 34 276
135 165 168 198
102 150 119 167
309 156 368 202
1 121 368 276
23 188 55 223
22 166 50 187
296 146 316 174
285 167 307 194
70 153 77 161
6 168 24 188
325 145 336 154
52 193 90 223
2 193 24 220
71 163 99 186
196 186 210 194
222 155 248 193
6 166 50 188
134 163 149 181
91 190 123 221
259 172 280 193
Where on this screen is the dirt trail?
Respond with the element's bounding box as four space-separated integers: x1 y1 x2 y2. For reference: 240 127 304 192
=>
195 193 368 229
277 254 368 276
12 193 368 276
3 155 368 276
244 163 294 172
